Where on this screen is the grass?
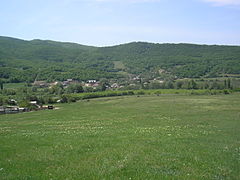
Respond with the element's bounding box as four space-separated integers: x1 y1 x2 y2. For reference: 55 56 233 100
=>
3 83 27 89
64 89 232 102
113 61 125 69
0 94 240 179
113 60 129 77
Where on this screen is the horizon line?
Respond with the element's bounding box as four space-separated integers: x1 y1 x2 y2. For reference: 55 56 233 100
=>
1 35 240 47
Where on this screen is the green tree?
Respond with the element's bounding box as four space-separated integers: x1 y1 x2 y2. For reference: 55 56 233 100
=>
188 80 197 89
66 84 84 93
227 79 232 89
74 84 84 93
166 81 174 89
0 97 4 106
176 81 183 89
0 80 3 90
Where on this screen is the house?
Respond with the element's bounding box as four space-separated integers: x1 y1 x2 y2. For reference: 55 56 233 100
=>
49 81 59 88
133 76 140 81
5 106 19 114
0 106 5 114
159 69 165 74
42 105 54 110
87 80 97 83
30 101 37 105
92 83 100 88
19 107 27 112
33 81 48 87
62 81 70 86
61 79 78 86
9 99 17 105
84 83 91 87
30 101 41 109
0 106 28 114
85 82 100 89
111 83 119 88
47 105 54 109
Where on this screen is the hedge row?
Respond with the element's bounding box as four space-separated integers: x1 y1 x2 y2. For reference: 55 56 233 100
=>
60 89 233 103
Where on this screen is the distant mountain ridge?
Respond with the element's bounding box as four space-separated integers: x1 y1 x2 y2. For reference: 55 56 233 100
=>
0 36 240 83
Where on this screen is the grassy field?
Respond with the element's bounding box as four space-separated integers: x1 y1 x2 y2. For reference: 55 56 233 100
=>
0 94 239 179
3 83 27 89
113 61 125 70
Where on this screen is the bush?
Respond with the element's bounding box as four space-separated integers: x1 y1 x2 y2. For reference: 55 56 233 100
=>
154 90 161 95
136 90 145 95
223 89 230 94
127 91 134 95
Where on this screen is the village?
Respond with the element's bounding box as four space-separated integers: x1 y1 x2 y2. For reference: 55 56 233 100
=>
32 74 168 90
0 76 167 114
33 78 123 89
1 75 236 115
0 100 54 115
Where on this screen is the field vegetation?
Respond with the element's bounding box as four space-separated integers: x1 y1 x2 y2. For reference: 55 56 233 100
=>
0 94 239 179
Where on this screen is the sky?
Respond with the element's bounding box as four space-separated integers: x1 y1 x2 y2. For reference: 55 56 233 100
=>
0 0 240 46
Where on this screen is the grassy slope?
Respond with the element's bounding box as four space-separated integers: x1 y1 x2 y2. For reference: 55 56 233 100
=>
0 94 239 179
3 83 26 89
113 61 125 69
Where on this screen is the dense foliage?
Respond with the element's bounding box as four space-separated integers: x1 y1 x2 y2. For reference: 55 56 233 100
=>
1 36 240 83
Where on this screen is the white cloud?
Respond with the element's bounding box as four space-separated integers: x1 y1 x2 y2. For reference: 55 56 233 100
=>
202 0 240 6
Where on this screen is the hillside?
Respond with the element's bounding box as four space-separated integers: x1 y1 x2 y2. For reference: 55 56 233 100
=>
100 42 240 77
0 36 240 83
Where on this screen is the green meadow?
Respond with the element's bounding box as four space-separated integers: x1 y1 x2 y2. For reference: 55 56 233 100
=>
3 83 27 89
0 94 239 179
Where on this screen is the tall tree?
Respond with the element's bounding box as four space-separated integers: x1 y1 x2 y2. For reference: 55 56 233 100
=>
0 80 3 90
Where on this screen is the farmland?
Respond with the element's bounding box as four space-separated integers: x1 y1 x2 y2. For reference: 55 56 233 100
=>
0 94 239 179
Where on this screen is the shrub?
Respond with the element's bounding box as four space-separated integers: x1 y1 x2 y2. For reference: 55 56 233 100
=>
136 90 145 95
223 89 230 94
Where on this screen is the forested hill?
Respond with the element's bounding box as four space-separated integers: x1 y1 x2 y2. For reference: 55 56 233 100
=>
0 36 240 83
